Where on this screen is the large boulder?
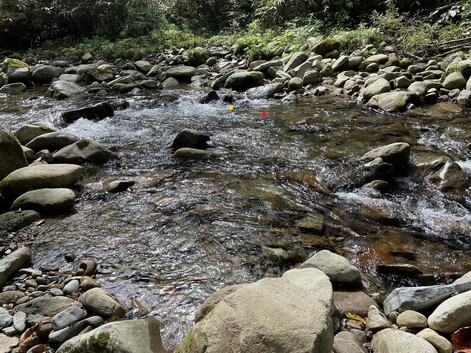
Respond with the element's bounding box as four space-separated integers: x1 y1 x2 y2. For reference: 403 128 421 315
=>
195 284 247 323
53 139 115 164
282 268 334 314
371 329 438 353
313 38 340 56
0 128 28 180
45 81 86 99
0 82 26 95
15 295 81 317
416 329 453 353
428 290 471 334
2 58 30 84
362 78 391 102
332 331 367 353
366 91 414 112
10 188 76 215
299 249 361 284
0 247 32 288
14 124 55 145
31 65 65 84
166 66 197 82
442 71 466 90
283 52 309 72
175 277 333 353
56 317 166 353
79 288 126 318
225 71 264 91
25 131 79 152
360 142 410 169
0 163 83 200
87 64 117 83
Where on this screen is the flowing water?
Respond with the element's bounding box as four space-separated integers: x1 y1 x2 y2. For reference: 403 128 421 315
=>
1 88 470 350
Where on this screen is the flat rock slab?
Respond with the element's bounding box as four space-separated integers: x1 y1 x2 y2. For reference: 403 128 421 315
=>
0 163 83 199
15 295 81 317
10 188 76 215
0 247 32 288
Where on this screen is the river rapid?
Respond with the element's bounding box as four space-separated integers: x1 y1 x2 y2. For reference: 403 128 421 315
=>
1 87 470 350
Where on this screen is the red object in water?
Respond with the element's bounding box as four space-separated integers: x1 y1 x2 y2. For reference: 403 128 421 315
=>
452 326 471 353
261 111 267 117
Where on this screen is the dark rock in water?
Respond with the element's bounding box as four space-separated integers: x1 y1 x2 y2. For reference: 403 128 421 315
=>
377 264 423 277
0 210 41 237
200 90 220 104
171 129 210 150
222 94 235 103
104 179 135 193
61 102 114 125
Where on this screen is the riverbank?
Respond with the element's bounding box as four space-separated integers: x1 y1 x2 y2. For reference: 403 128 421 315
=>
0 43 471 352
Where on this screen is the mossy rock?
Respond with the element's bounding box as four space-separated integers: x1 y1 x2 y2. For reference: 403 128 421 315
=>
186 47 210 66
2 58 29 69
0 128 28 180
313 38 340 56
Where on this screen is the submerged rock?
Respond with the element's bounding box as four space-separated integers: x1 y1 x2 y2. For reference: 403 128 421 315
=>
361 142 410 169
245 83 283 99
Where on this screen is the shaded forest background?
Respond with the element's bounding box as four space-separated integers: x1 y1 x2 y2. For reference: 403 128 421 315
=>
0 0 470 58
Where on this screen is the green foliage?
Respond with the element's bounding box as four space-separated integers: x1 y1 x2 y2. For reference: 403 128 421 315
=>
333 25 384 54
186 47 210 66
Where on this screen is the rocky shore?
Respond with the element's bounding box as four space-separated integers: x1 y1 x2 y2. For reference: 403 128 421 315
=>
1 40 471 352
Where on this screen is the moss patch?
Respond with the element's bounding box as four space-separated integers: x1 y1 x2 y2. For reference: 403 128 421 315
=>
4 58 29 68
88 331 111 350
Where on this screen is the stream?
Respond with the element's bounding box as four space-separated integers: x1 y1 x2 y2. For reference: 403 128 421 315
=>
1 87 470 350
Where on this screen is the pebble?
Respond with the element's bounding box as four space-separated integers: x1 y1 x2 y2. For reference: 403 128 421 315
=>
1 326 16 336
13 311 26 333
0 314 13 329
49 288 64 296
16 296 30 305
80 276 99 290
63 279 80 295
52 305 87 330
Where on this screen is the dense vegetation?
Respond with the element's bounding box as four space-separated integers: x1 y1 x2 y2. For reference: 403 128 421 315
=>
0 0 470 60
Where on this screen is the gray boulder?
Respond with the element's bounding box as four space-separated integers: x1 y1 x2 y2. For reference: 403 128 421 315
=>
0 128 28 180
416 329 453 353
166 66 197 82
45 81 86 99
87 64 116 82
283 52 308 72
362 78 390 101
79 288 126 318
31 65 64 84
175 277 333 353
0 82 26 94
288 77 303 91
371 329 438 353
366 305 392 332
457 89 471 107
195 284 247 323
396 310 428 329
16 295 80 316
53 139 115 164
0 163 83 199
14 124 55 145
360 142 410 169
56 317 166 353
363 54 389 66
10 188 76 215
366 91 413 112
52 305 88 331
428 290 471 333
332 331 367 353
300 249 361 284
408 81 441 96
225 71 264 91
383 281 471 315
245 83 284 99
303 70 320 85
442 71 466 90
282 268 334 314
25 131 79 152
0 247 32 288
60 102 114 125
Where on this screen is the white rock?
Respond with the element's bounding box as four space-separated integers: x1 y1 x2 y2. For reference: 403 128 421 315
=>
428 290 471 333
300 250 361 283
